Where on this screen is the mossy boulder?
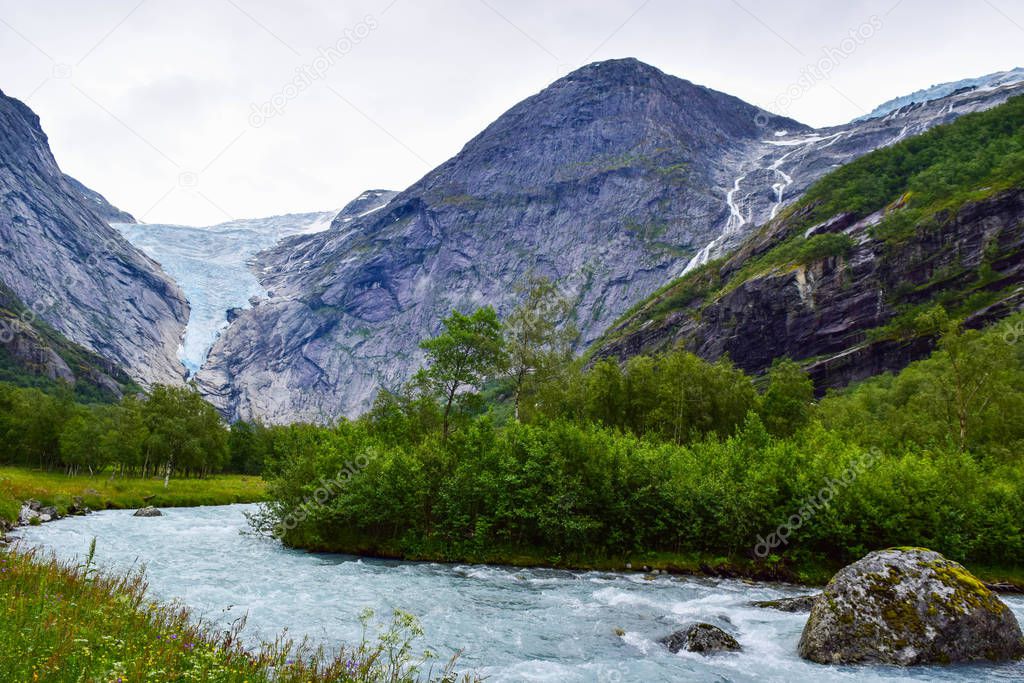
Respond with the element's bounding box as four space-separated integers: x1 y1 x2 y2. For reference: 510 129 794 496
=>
660 623 741 655
799 548 1024 665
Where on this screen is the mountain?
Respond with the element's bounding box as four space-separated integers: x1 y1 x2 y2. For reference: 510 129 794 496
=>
62 173 137 224
196 58 807 422
0 280 137 401
0 88 188 386
592 94 1024 391
854 67 1024 122
679 70 1024 273
196 60 1024 423
112 190 395 374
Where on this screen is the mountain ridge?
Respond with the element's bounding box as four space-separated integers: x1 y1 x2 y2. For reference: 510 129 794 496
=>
195 59 1024 423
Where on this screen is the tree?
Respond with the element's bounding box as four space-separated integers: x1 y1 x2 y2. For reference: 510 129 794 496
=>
503 276 577 421
142 385 228 483
419 307 506 439
759 358 814 437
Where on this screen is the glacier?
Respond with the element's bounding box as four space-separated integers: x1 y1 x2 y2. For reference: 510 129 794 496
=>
112 190 395 375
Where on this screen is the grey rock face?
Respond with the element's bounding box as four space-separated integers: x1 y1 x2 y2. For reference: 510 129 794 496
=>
0 280 131 398
132 506 163 517
798 548 1024 665
681 75 1024 271
660 623 742 654
0 89 189 386
196 61 1024 423
61 173 137 224
198 59 806 422
596 188 1024 392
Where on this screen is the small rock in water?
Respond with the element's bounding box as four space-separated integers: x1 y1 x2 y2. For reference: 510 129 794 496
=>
799 547 1024 665
18 505 40 525
660 623 742 655
751 594 819 612
133 506 163 517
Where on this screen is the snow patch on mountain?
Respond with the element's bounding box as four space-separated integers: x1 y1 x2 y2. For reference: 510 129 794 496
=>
855 67 1024 122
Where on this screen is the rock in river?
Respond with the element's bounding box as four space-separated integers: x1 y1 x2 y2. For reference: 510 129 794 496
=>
660 623 742 654
133 506 163 517
798 547 1024 665
752 594 819 613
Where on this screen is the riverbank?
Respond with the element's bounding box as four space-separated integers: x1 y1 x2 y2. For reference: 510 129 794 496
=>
0 466 267 521
291 536 1024 592
0 544 476 682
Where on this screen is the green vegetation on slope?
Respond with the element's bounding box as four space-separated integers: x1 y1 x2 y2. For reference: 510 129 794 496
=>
596 94 1024 347
792 94 1024 239
0 546 476 682
0 281 139 403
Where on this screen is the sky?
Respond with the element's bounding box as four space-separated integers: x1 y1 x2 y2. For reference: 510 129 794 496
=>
0 0 1021 226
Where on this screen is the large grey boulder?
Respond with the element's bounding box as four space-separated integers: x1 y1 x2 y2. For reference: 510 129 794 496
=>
132 506 163 517
660 623 741 655
799 548 1024 665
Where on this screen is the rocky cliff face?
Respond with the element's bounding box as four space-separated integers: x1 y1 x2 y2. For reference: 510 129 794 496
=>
594 187 1024 392
0 281 133 399
0 89 188 386
198 60 1024 423
197 58 807 422
62 174 137 225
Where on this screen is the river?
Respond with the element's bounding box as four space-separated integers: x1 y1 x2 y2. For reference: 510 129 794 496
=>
17 504 1024 682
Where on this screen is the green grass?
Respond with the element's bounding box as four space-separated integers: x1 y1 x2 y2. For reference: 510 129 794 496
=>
0 467 268 516
0 545 476 682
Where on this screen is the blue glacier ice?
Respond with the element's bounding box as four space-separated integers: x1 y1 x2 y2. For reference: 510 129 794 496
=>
113 190 394 375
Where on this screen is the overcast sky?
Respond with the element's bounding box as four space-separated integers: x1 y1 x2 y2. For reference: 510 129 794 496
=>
0 0 1020 226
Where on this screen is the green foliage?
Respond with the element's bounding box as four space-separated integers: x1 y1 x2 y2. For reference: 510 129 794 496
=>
758 359 814 437
541 350 756 443
258 312 1024 574
502 276 577 421
793 94 1024 236
0 381 240 481
419 306 506 437
817 312 1024 461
